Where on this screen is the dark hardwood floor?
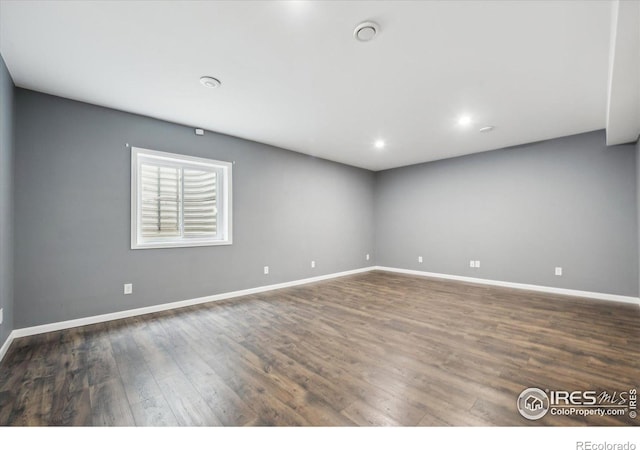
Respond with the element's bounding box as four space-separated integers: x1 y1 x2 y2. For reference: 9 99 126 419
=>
0 271 638 426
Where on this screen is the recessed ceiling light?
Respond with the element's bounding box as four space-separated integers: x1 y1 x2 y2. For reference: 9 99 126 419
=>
479 126 495 133
200 76 221 89
354 21 380 42
374 139 385 149
458 115 472 126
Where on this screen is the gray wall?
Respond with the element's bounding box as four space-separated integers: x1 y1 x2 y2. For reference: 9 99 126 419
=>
375 131 638 297
14 89 375 328
10 89 640 330
0 55 14 344
637 138 640 296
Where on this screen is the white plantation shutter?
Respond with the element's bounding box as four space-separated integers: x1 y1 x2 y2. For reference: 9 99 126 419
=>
131 147 232 249
183 168 217 236
140 164 181 237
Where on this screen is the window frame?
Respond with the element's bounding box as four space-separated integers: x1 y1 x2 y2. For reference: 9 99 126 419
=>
131 146 233 249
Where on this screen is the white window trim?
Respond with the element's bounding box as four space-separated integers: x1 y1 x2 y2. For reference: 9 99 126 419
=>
131 146 233 249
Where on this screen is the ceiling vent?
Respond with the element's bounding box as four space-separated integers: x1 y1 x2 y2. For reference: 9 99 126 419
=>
354 21 379 42
200 76 221 88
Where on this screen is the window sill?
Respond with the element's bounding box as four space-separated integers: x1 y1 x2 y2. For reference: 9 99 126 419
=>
131 239 233 250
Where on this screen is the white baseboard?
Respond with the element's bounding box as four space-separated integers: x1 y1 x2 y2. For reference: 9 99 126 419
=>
374 266 640 306
2 264 638 364
0 330 16 363
10 266 376 341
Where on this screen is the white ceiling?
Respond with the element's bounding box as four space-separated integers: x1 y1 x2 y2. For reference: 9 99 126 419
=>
0 0 631 170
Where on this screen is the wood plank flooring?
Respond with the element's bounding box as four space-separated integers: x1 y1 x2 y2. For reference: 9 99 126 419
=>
0 271 638 426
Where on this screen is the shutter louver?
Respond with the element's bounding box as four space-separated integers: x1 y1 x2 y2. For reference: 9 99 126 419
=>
183 168 217 236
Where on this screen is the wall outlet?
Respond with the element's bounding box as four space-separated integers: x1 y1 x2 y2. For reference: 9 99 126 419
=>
264 266 269 275
418 256 423 263
124 283 133 295
555 267 563 276
366 253 370 261
475 260 481 268
469 260 476 268
0 308 3 325
311 260 316 268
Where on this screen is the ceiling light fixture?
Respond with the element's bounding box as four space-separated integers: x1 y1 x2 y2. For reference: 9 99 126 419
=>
200 76 221 89
354 21 380 42
458 115 472 126
479 126 495 133
374 139 385 149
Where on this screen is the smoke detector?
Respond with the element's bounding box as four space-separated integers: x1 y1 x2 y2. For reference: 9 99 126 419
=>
354 21 380 42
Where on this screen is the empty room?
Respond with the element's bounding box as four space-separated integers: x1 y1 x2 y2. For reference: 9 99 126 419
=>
0 0 639 446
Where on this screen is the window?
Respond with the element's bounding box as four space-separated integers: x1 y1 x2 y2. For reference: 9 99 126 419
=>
131 147 232 249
